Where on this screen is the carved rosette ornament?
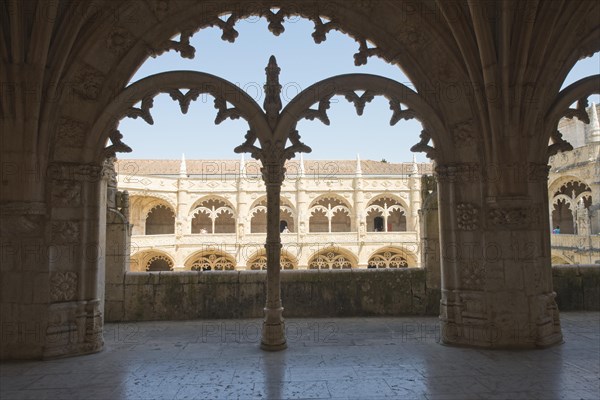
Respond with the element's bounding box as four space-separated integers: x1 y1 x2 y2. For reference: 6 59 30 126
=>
106 27 135 55
56 117 86 148
72 63 105 100
50 271 78 302
456 203 479 231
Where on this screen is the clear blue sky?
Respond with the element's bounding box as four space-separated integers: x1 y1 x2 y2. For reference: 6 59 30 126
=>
118 16 600 162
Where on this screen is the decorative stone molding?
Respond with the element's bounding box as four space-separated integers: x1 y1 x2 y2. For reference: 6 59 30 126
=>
368 250 408 268
47 162 103 182
488 207 541 228
190 253 235 271
411 130 437 160
149 29 195 59
0 202 46 237
248 255 294 270
51 221 80 243
528 163 551 183
309 251 353 269
456 203 479 231
103 130 132 159
50 271 78 302
452 119 475 145
56 117 86 148
461 261 485 289
51 180 82 207
147 0 169 20
72 63 105 100
435 163 480 183
106 27 135 55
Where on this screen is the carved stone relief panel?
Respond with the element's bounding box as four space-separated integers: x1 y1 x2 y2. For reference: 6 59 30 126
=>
51 221 81 244
456 203 479 231
51 181 82 207
50 271 78 302
71 63 105 101
56 117 87 148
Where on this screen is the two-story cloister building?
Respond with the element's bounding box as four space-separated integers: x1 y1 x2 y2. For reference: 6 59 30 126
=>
116 157 432 272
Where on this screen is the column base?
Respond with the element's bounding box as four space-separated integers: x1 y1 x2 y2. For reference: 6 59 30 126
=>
440 291 564 349
260 307 287 351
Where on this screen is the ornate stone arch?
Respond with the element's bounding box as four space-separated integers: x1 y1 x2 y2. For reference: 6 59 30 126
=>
548 175 593 196
42 1 470 165
189 195 237 217
367 247 417 268
246 249 297 270
308 195 352 233
543 76 600 160
130 250 175 272
365 194 408 232
249 196 296 233
144 204 176 235
85 71 270 165
307 247 357 269
189 196 236 234
185 250 237 271
129 193 177 212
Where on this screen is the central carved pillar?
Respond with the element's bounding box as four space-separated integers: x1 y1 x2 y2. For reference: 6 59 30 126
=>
260 161 287 351
436 163 563 348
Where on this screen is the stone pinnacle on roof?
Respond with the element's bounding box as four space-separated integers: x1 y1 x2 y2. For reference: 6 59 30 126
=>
240 154 247 178
299 153 305 177
409 154 419 175
179 153 187 177
588 102 600 143
355 154 362 177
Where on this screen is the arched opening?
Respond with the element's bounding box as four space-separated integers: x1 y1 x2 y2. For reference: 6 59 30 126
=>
146 256 174 272
246 250 296 270
249 198 295 234
365 195 407 232
367 248 414 268
190 198 236 234
550 180 593 235
308 196 352 233
307 248 356 269
129 251 175 272
186 251 236 271
145 204 175 235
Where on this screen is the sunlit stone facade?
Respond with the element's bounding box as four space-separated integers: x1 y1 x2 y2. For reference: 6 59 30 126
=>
116 157 431 271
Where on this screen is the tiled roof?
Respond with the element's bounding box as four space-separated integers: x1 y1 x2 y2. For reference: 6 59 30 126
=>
115 159 433 176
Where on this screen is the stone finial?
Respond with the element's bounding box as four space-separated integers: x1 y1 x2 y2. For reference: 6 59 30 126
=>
409 154 419 176
356 154 362 177
299 153 305 177
179 153 187 177
588 102 600 143
264 55 282 126
240 154 246 177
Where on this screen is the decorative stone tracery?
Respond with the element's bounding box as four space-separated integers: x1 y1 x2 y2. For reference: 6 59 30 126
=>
190 253 236 271
308 250 354 269
367 250 408 268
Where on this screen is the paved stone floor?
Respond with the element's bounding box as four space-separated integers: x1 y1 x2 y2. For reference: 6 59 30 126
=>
1 312 599 400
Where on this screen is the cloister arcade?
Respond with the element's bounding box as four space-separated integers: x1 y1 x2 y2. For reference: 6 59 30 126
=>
2 0 599 360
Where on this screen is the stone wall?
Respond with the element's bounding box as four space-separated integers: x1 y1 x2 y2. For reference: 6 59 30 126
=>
105 268 439 322
552 265 600 311
105 265 599 322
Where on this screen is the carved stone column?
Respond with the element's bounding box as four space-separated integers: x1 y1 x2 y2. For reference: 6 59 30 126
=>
44 162 106 358
260 161 287 351
437 163 562 348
